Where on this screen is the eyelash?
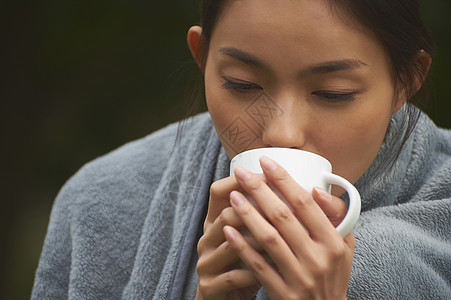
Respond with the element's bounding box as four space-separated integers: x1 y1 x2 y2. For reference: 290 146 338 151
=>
311 91 357 102
221 78 262 93
221 77 358 102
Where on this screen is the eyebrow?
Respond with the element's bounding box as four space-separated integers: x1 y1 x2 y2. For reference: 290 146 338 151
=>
218 47 367 74
219 47 268 69
303 59 368 75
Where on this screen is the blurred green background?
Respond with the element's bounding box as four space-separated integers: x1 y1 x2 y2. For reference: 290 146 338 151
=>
0 1 449 299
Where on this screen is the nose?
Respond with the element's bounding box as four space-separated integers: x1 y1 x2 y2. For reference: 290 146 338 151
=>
260 96 306 149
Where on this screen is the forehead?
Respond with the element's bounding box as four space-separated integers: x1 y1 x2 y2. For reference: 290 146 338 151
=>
214 0 344 40
208 0 387 72
221 0 336 25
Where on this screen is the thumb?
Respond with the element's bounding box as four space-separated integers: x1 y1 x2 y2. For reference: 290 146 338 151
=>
312 187 347 227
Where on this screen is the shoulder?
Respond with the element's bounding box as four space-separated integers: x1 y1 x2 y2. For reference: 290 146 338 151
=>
349 197 451 299
414 112 451 153
407 113 451 201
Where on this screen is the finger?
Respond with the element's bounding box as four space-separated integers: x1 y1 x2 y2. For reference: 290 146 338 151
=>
199 207 244 254
199 206 264 256
312 187 348 227
343 232 356 250
197 235 265 275
223 225 287 291
259 156 339 241
197 240 240 275
205 177 242 231
205 174 267 232
229 191 302 278
214 269 260 294
198 268 259 299
233 166 313 259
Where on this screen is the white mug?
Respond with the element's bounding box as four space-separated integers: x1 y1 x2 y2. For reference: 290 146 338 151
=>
230 147 361 237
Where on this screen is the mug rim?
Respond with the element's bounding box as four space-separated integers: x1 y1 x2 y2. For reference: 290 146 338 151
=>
232 147 332 168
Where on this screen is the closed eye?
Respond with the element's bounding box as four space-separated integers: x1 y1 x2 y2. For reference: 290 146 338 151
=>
221 77 262 93
312 91 358 102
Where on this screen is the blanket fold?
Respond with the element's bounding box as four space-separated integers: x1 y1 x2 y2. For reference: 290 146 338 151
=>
32 107 450 300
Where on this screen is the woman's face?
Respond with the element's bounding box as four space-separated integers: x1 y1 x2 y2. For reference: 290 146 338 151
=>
198 0 403 194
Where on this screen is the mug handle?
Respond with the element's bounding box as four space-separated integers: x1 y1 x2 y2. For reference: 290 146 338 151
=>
322 172 361 237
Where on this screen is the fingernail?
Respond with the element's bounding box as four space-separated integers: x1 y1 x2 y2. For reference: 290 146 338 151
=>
223 225 237 240
234 166 252 181
314 187 332 202
259 156 277 171
230 191 245 206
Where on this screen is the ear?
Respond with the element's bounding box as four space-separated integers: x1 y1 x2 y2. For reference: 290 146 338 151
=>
393 50 432 113
414 50 432 92
187 26 204 70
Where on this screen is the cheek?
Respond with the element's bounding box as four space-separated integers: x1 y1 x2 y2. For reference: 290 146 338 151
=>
205 68 231 130
348 112 391 154
205 75 262 157
322 103 393 183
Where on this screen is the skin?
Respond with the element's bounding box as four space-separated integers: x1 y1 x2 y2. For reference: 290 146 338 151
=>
195 0 404 188
186 0 430 299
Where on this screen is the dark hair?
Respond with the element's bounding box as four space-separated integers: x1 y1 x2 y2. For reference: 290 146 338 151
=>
181 0 434 161
326 0 434 162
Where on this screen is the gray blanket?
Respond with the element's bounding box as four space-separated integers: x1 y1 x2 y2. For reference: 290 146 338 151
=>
32 107 450 299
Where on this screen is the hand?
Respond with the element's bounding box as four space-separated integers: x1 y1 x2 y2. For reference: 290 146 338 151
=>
196 176 262 300
224 156 355 300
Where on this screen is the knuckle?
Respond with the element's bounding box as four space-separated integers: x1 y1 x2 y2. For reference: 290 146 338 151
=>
196 255 208 273
223 272 237 288
218 207 234 226
304 250 328 278
285 291 302 300
209 181 221 198
269 205 292 224
302 277 316 294
260 228 279 246
291 192 313 211
330 242 346 258
197 236 207 256
197 278 212 298
272 167 291 183
312 259 328 276
197 278 206 290
238 202 253 217
248 258 266 275
246 177 263 192
202 222 209 233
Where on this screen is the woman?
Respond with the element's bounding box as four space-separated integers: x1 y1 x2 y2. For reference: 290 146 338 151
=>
32 0 450 299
